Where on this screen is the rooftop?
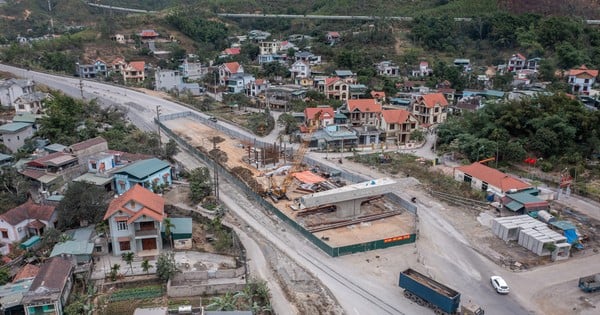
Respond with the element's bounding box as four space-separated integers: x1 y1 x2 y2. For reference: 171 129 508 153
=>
0 122 31 133
113 158 170 180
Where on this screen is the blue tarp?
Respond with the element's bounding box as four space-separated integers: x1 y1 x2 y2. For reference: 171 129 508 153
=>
564 229 583 249
20 235 41 249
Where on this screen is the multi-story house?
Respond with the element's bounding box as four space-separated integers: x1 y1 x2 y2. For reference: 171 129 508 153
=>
304 107 335 128
155 69 184 92
290 61 311 79
13 91 51 114
122 61 146 84
507 53 527 72
344 99 382 127
179 59 204 80
218 62 244 85
22 255 74 315
111 57 127 74
375 61 401 77
112 158 172 195
324 76 359 101
103 184 166 256
380 109 419 145
0 122 33 152
0 200 57 255
0 79 34 108
258 40 281 55
294 51 321 65
75 59 108 78
412 93 449 126
246 79 269 97
411 61 432 77
226 73 255 94
567 65 598 95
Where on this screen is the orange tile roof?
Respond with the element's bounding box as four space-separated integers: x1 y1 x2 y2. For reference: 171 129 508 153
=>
419 93 449 108
347 99 382 113
370 91 386 98
111 57 126 65
140 29 159 37
304 107 334 120
455 163 531 193
511 53 526 61
382 109 411 124
224 48 241 55
568 65 599 77
128 61 145 72
325 77 341 86
224 62 241 73
103 185 165 221
13 264 40 282
0 200 56 225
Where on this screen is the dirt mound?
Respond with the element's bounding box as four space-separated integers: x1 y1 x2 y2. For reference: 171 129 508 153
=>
231 166 265 195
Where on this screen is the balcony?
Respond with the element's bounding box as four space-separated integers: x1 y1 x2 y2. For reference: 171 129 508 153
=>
135 228 158 238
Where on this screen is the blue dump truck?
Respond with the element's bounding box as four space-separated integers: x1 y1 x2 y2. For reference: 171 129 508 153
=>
579 273 600 293
399 268 484 315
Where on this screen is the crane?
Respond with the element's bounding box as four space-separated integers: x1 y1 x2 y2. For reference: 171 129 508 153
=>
269 110 322 200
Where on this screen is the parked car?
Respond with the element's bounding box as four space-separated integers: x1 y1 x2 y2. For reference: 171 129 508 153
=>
208 116 218 122
490 276 510 294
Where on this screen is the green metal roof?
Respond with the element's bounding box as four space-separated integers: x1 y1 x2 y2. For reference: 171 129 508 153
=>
162 217 192 236
550 220 577 231
12 113 36 124
505 201 524 212
114 158 170 179
50 240 94 257
506 191 544 204
45 194 64 202
73 172 114 186
0 122 31 133
20 235 40 249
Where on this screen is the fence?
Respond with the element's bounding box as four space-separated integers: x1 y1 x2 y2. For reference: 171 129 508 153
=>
158 113 416 257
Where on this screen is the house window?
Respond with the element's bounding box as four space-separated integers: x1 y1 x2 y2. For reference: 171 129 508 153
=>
18 104 24 110
1 230 8 238
17 136 20 140
482 182 488 191
389 124 395 130
95 246 103 252
90 161 97 169
117 221 128 231
119 241 131 251
463 174 472 183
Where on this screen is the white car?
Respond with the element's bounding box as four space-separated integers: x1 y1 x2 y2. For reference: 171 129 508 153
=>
490 276 510 294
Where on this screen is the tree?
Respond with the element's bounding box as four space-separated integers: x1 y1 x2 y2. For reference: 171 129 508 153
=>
163 217 176 249
109 264 120 281
156 252 179 282
410 129 426 142
206 292 237 311
163 139 179 161
57 182 112 229
189 167 212 203
121 252 134 274
141 259 153 275
277 113 299 135
64 296 86 315
37 93 86 145
0 268 10 285
0 168 29 214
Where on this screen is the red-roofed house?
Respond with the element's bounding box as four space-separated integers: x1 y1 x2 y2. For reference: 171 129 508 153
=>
304 107 335 128
218 62 244 85
123 61 146 83
567 65 598 95
326 31 340 44
454 162 531 196
139 29 159 40
370 91 386 102
345 99 382 126
508 53 526 72
380 109 419 145
111 57 127 73
0 200 57 254
324 76 358 101
13 263 40 282
222 47 241 56
103 184 166 256
413 93 449 125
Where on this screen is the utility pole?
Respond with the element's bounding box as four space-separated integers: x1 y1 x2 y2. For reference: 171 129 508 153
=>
79 79 84 99
212 137 220 201
156 105 162 147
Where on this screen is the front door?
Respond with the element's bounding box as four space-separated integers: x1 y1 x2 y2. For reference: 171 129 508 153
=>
142 238 157 250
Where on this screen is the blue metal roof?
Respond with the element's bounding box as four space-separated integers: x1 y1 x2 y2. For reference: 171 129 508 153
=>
0 122 31 133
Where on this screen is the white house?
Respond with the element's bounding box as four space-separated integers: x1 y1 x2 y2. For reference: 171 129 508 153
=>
13 91 51 114
155 69 184 92
508 53 527 72
0 122 34 152
0 200 57 255
375 61 400 77
567 65 598 95
0 79 35 108
179 59 204 80
218 62 244 85
226 73 255 94
246 79 269 97
290 61 311 79
103 184 166 256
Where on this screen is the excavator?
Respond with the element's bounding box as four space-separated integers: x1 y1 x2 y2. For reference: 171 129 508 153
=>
268 110 322 201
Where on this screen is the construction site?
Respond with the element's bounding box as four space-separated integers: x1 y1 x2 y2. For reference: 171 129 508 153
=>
161 113 416 253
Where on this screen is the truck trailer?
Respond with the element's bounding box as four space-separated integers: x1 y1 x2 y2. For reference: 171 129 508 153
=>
579 273 600 293
399 268 484 315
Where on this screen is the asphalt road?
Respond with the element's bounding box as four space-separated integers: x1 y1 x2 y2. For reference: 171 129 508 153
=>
3 64 594 315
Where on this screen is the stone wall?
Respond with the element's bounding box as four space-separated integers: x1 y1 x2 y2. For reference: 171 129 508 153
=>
166 266 246 297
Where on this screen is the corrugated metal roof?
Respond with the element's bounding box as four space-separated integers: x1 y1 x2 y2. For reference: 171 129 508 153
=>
162 217 192 235
113 158 170 179
50 240 94 257
0 122 31 133
505 201 523 212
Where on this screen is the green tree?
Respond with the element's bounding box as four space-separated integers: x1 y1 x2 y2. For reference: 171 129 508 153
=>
163 217 176 249
56 182 111 229
121 252 134 274
163 139 180 161
206 292 237 311
189 167 212 203
0 268 10 285
141 259 153 275
0 168 29 214
277 113 299 135
109 264 120 281
156 252 179 282
37 93 86 145
410 129 426 142
64 296 86 315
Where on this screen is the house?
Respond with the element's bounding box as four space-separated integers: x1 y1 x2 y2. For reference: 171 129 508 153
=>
279 40 296 52
324 77 356 101
226 73 255 94
13 91 51 114
103 184 166 256
501 189 549 215
111 57 128 74
508 53 526 72
178 59 204 80
304 107 335 128
258 54 286 64
162 217 192 250
221 47 241 57
22 255 75 315
294 51 321 65
50 225 97 264
19 151 79 195
412 61 432 77
111 33 126 44
155 69 184 92
0 153 12 168
454 162 531 196
344 99 382 127
412 93 449 126
262 85 307 110
248 30 271 41
246 79 269 97
370 91 386 103
123 61 146 83
325 31 340 44
527 57 542 71
0 200 57 255
218 62 244 85
375 61 401 77
13 264 40 283
67 136 109 164
290 61 311 79
0 79 35 108
380 109 419 145
452 96 483 114
453 58 471 71
113 158 172 195
75 59 108 78
567 65 598 95
258 40 281 55
0 122 33 152
139 29 159 41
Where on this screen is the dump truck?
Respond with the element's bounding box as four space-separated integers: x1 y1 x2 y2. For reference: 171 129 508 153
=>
399 268 484 315
579 273 600 293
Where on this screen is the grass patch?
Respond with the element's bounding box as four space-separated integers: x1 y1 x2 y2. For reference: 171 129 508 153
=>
109 285 164 302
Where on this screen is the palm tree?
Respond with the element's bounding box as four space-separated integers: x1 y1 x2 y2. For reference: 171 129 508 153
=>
141 259 153 275
163 218 175 250
121 252 134 274
206 292 236 311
